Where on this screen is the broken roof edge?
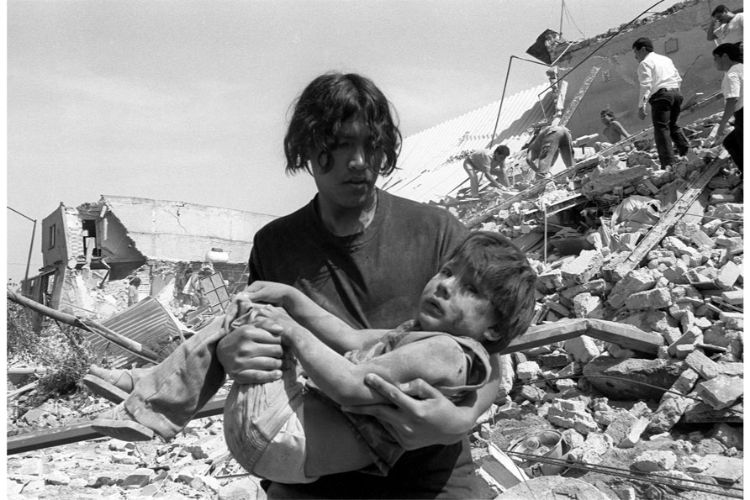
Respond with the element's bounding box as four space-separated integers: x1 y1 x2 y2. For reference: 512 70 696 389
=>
554 0 724 56
97 194 279 220
399 81 555 146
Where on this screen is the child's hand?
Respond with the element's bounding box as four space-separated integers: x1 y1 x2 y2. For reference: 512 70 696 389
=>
253 304 305 344
245 281 296 307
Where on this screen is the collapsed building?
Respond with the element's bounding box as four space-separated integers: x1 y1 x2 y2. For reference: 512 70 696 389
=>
23 195 276 319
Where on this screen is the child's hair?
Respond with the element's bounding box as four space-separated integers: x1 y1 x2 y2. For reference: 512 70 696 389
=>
600 109 615 119
129 277 141 288
444 231 537 353
494 145 510 157
713 42 743 63
284 72 402 176
632 37 654 53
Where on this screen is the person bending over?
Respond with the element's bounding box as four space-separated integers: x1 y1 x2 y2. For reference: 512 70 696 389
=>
462 145 511 196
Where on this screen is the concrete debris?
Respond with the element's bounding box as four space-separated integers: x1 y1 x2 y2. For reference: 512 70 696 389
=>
631 450 677 472
695 375 744 410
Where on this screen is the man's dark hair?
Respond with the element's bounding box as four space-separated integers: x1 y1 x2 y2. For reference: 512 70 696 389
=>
443 231 537 353
713 42 743 63
632 37 654 52
711 5 729 17
494 145 510 157
284 72 402 176
129 277 141 288
600 109 616 119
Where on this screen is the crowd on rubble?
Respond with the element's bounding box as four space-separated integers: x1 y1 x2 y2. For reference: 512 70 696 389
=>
8 7 744 500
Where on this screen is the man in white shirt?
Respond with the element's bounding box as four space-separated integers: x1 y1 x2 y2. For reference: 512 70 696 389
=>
633 37 690 168
712 42 743 171
706 5 743 45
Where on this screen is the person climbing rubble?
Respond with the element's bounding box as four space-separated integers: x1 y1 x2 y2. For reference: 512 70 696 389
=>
632 37 690 169
711 42 743 173
462 145 511 196
523 121 574 180
706 4 743 45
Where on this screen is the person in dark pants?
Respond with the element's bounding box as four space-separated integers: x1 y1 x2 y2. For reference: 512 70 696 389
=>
633 37 690 168
712 42 743 172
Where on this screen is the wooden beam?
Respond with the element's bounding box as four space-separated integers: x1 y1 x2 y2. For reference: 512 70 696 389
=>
615 158 727 277
7 290 160 364
8 396 227 455
502 318 663 355
559 66 601 127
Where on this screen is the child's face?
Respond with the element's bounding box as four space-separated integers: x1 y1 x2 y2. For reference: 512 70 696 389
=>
417 260 499 341
309 117 380 212
601 114 613 125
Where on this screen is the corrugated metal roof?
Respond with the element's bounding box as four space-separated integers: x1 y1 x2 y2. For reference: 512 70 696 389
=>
379 81 556 203
88 296 183 368
95 195 277 263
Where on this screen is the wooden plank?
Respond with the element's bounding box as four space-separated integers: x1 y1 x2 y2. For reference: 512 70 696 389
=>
616 158 728 277
502 318 663 355
559 66 600 127
8 396 226 455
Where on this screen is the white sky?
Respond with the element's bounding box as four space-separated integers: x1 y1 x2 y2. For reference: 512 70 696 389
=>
6 0 686 281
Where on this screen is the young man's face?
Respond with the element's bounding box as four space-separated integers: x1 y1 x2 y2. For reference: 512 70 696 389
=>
417 260 499 342
601 114 613 125
713 53 730 71
493 150 508 163
309 117 381 212
714 12 731 23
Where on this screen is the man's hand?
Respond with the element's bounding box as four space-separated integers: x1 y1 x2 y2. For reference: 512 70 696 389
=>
638 106 647 120
341 374 471 450
217 324 284 384
245 280 296 307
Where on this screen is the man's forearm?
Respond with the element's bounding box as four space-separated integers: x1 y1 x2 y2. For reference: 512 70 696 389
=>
716 99 737 138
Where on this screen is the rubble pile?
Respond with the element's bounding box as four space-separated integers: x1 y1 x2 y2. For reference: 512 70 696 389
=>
461 113 743 497
7 410 267 499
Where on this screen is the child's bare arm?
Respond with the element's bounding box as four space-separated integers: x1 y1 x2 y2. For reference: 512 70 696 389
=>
254 309 466 407
245 281 387 353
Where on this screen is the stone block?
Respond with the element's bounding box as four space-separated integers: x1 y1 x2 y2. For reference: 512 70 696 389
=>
519 385 546 403
667 329 702 357
716 261 741 289
709 423 743 450
583 357 683 400
696 375 743 410
684 351 719 380
538 352 571 368
537 269 564 294
719 311 743 330
607 269 656 309
563 335 600 363
516 361 540 382
632 450 676 472
603 411 636 444
619 417 650 448
572 293 603 319
560 250 604 288
671 368 699 394
625 287 672 310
